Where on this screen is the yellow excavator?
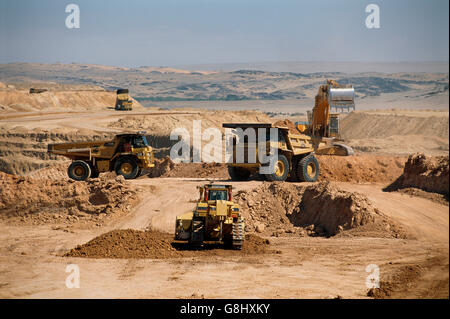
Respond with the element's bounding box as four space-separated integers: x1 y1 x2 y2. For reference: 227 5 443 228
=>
300 79 355 156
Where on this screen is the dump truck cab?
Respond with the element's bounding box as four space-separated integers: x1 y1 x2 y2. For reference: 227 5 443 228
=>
48 132 154 181
175 184 244 250
115 88 133 111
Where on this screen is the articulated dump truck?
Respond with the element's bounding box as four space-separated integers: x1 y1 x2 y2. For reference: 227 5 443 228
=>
48 132 154 181
175 184 244 250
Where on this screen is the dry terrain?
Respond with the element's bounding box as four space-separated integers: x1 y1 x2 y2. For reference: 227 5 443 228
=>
0 67 448 299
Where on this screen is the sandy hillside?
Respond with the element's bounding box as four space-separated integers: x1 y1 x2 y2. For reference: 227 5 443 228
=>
0 87 144 112
340 110 449 155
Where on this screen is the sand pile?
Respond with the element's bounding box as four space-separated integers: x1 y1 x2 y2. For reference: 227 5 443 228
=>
147 156 229 179
385 153 449 196
64 229 271 259
0 172 139 224
236 182 407 238
317 155 406 184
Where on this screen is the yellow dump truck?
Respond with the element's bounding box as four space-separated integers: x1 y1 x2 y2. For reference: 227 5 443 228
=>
223 123 327 182
175 184 244 250
48 132 154 180
115 89 133 111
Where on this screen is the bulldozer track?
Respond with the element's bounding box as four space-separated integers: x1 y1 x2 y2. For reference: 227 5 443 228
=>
232 218 244 250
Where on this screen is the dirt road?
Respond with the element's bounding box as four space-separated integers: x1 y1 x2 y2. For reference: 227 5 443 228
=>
0 178 447 298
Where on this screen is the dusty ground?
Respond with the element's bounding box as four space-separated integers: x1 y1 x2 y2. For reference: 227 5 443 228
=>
0 88 448 299
0 173 448 299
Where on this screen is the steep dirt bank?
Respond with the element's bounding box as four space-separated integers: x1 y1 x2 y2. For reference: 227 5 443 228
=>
0 130 113 175
385 153 449 197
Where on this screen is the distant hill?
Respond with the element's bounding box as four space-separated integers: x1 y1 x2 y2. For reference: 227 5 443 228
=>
0 63 448 105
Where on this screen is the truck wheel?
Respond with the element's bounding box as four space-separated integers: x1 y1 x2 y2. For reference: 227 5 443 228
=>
114 157 139 179
265 154 289 182
68 160 91 181
297 154 320 182
228 166 251 181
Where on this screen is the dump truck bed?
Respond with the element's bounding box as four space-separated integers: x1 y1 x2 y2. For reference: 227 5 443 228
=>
48 140 114 159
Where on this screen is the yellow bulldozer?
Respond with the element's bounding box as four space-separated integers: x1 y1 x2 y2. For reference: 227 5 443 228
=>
115 89 133 111
48 132 154 181
174 184 244 250
223 80 355 182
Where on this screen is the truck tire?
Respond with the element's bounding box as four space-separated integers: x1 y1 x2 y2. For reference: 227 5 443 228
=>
114 157 139 179
68 160 91 181
116 89 129 94
228 166 251 181
265 154 289 182
297 154 319 182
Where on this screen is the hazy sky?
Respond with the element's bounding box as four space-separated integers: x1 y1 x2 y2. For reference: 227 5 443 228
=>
0 0 448 67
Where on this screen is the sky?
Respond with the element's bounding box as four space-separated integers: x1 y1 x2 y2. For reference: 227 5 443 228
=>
0 0 448 67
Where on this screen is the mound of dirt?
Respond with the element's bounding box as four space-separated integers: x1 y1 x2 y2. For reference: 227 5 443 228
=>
236 182 306 237
64 229 271 259
236 182 407 238
0 171 140 225
298 182 407 238
146 156 229 179
272 119 301 134
385 153 449 196
317 155 406 184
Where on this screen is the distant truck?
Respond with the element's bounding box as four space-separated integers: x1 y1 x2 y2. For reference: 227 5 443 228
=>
48 132 154 181
115 89 133 111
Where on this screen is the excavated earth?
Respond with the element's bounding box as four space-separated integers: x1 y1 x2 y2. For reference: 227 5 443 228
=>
0 171 143 225
64 229 271 259
146 154 407 184
385 153 449 195
236 182 408 239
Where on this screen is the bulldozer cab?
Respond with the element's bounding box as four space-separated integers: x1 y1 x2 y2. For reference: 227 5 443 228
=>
199 184 232 202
